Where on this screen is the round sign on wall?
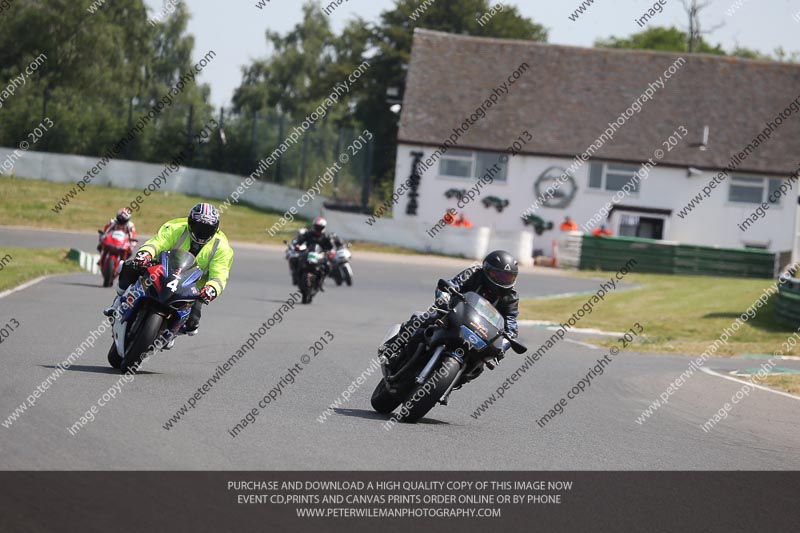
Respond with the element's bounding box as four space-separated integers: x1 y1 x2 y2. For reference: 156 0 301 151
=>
534 166 577 209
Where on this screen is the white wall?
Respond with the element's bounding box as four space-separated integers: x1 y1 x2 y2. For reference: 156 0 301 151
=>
394 144 796 253
0 147 326 218
323 208 534 265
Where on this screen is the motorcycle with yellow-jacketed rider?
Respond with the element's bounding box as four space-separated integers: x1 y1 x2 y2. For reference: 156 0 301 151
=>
103 203 234 372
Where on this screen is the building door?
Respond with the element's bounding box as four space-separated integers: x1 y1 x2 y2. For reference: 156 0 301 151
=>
618 214 665 239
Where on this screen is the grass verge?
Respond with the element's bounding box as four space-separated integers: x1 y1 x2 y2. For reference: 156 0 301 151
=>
758 375 800 396
519 272 798 357
1 176 424 254
2 175 306 244
0 248 82 292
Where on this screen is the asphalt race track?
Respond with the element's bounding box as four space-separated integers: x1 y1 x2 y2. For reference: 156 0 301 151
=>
1 227 798 470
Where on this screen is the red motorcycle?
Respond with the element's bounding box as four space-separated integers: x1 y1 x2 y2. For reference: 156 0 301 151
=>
98 228 135 287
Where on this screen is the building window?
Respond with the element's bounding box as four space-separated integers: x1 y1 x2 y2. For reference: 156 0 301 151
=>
439 150 507 181
728 176 780 204
439 149 473 178
588 162 640 193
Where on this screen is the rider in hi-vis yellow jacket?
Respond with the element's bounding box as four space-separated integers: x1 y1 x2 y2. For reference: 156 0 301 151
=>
103 203 234 343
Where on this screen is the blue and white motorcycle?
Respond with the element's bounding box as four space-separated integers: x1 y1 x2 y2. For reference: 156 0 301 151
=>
107 249 202 373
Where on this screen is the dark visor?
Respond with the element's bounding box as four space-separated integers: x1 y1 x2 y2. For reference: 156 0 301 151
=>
487 268 516 287
191 224 216 243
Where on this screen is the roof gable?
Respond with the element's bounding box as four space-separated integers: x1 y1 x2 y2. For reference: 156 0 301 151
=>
399 29 800 176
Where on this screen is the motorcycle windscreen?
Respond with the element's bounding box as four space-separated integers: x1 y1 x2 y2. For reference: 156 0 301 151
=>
464 292 505 331
160 248 197 273
155 249 202 304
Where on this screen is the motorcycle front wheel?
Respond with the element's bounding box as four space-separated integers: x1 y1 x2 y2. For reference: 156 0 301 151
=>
121 312 165 373
370 378 403 414
301 272 315 304
107 342 122 369
343 265 352 286
397 356 461 423
102 257 115 287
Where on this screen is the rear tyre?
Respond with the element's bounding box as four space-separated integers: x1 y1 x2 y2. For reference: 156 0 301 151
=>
370 378 403 414
102 258 115 287
398 356 461 423
121 312 164 373
107 343 122 369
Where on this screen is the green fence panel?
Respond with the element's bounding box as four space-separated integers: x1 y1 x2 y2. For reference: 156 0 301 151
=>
776 279 800 328
579 235 775 278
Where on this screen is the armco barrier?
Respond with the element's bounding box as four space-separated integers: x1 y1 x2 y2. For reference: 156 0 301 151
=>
775 278 800 328
579 234 775 278
0 147 325 219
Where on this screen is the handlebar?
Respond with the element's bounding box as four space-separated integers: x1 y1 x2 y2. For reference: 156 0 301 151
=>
437 278 463 300
437 278 527 355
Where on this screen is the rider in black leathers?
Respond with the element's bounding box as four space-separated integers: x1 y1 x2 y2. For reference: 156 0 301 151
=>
384 250 520 387
291 217 341 286
295 216 340 252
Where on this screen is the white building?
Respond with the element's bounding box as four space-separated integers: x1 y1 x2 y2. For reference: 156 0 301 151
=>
393 30 800 255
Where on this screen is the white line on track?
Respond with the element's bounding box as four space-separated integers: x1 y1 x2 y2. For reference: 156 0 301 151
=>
564 338 599 350
0 275 56 299
699 367 800 402
518 320 624 337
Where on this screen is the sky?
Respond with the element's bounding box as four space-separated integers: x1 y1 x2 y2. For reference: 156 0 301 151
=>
144 0 800 108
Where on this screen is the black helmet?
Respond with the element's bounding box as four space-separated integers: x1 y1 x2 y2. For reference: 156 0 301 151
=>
116 208 131 225
312 216 327 236
482 250 518 290
188 203 220 245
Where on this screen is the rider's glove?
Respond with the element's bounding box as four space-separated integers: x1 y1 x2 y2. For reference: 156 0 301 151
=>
132 251 152 268
199 285 217 304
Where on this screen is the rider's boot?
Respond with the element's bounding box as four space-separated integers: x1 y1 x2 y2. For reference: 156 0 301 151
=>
103 287 124 317
380 319 420 370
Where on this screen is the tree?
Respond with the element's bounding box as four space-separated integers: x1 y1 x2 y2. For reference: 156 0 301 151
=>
681 0 724 53
145 2 215 163
0 0 214 164
0 0 152 154
595 25 797 63
230 4 350 184
595 26 724 55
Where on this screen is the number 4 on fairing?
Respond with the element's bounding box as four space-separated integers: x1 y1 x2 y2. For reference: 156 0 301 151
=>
166 277 180 292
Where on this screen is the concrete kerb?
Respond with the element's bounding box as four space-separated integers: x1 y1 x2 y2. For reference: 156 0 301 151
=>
67 248 100 275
